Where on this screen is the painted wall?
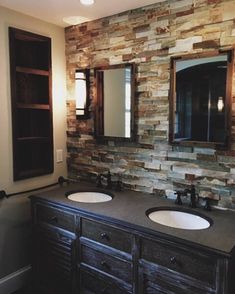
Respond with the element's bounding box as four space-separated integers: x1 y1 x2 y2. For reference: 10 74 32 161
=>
0 5 67 281
66 0 235 209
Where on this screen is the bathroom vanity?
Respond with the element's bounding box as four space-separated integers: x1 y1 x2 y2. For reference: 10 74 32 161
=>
30 182 235 294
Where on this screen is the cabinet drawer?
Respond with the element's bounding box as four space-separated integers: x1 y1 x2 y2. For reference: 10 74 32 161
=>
141 238 217 286
140 261 210 294
80 270 131 294
35 204 76 232
81 244 132 284
81 218 132 253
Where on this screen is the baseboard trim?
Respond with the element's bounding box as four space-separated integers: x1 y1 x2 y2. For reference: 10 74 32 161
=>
0 265 31 294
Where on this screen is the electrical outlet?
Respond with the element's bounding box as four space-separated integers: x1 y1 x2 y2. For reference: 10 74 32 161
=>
56 149 63 163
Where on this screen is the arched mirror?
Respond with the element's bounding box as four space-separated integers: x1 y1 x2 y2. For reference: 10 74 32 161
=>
95 63 135 141
169 50 233 149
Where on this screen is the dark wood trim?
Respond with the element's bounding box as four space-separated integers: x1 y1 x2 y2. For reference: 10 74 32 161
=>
17 103 50 110
16 66 49 76
12 27 51 42
225 49 234 151
174 49 222 61
169 55 176 144
169 49 234 150
94 63 136 143
95 70 104 135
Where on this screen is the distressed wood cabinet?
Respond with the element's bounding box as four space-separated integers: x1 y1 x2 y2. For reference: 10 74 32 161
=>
139 237 230 294
9 27 53 180
32 203 78 294
79 218 134 293
31 198 234 294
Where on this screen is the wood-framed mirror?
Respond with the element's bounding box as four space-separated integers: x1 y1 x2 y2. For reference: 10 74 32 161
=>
169 49 234 149
94 63 135 142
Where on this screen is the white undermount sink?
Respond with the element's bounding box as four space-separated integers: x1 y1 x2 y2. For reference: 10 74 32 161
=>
67 192 113 203
147 209 211 230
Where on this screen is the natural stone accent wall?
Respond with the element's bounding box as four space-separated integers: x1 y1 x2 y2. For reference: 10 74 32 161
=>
65 0 235 209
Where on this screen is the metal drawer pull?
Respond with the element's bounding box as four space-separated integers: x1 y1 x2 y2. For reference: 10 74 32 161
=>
101 285 111 293
56 233 70 242
101 260 110 269
48 216 58 222
100 232 109 240
170 256 177 264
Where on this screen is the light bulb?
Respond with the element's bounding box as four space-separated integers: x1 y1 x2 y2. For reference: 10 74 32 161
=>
217 96 224 112
80 0 94 5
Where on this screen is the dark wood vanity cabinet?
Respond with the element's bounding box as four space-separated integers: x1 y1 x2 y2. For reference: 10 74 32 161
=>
31 200 234 294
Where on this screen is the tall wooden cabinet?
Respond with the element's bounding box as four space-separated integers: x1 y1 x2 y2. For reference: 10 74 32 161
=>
9 27 53 180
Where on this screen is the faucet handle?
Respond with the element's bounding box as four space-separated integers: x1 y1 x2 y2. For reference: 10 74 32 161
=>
175 191 183 205
115 179 122 192
198 195 212 211
96 174 103 188
198 191 219 211
106 171 112 190
189 185 197 208
204 198 212 211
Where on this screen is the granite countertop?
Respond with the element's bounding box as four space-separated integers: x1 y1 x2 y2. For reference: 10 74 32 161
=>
31 181 235 256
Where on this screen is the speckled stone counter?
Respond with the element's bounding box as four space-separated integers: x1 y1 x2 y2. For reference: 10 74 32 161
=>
31 181 235 255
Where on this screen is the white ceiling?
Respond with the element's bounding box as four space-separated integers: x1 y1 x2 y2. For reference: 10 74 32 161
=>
0 0 163 27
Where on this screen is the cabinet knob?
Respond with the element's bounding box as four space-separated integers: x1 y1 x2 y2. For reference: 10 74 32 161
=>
170 256 176 264
101 285 110 293
101 260 110 269
56 233 70 243
49 216 58 223
100 232 109 240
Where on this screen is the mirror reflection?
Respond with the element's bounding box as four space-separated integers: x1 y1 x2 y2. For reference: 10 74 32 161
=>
170 51 232 147
95 64 134 139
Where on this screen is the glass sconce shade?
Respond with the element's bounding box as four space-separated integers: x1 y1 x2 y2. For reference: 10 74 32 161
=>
80 0 94 5
75 69 89 119
217 96 224 112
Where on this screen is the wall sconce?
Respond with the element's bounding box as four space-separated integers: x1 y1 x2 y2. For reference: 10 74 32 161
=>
75 69 90 119
217 96 224 112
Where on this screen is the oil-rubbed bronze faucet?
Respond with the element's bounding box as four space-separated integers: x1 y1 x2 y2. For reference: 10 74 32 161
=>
175 190 183 205
188 185 197 208
175 185 197 208
105 171 112 189
96 171 112 189
96 174 103 188
203 198 212 211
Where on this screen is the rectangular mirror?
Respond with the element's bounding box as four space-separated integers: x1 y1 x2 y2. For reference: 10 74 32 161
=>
169 50 233 149
95 63 135 141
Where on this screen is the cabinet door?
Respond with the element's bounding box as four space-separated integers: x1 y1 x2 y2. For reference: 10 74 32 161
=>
33 227 77 294
80 269 132 294
139 260 215 294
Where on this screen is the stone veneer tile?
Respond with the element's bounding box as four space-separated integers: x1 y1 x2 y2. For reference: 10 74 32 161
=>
222 1 235 21
65 0 235 209
169 36 203 53
193 147 216 155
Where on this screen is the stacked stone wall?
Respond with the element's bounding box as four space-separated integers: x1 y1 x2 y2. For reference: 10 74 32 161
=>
65 0 235 208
